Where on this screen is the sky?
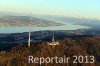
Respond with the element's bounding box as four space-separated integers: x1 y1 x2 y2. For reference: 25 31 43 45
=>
0 0 100 18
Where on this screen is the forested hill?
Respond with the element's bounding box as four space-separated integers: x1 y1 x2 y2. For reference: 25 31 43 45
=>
0 35 100 66
0 16 64 27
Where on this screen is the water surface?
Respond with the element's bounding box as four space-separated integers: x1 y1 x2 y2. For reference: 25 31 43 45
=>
0 24 89 33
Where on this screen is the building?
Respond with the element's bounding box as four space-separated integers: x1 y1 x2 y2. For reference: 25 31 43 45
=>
47 33 60 45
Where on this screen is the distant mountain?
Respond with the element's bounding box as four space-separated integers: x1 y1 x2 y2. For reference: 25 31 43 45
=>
36 15 100 28
0 16 64 27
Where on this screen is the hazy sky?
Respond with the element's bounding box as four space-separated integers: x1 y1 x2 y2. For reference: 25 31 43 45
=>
0 0 100 18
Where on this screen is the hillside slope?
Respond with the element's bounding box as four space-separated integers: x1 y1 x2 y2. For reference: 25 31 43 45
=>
0 16 64 27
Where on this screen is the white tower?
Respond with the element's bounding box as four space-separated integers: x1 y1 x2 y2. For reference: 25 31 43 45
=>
28 16 32 47
52 33 54 42
47 32 60 45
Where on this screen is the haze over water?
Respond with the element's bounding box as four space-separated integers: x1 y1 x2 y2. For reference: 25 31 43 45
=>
0 24 89 33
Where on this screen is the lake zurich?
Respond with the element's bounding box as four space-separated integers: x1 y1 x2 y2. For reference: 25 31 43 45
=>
0 24 89 33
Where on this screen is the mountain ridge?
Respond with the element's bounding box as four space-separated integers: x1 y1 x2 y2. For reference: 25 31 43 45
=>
0 16 64 27
35 15 100 28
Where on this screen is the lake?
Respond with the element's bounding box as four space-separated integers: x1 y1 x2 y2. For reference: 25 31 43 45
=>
0 24 89 33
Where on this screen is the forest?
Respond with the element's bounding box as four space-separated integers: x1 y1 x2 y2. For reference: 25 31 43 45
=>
0 35 100 66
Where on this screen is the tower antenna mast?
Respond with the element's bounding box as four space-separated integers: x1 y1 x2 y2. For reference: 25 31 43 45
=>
28 13 32 47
